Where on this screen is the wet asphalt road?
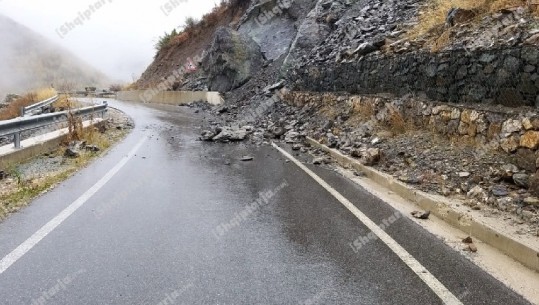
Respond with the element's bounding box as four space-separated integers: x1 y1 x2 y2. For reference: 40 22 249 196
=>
0 100 532 305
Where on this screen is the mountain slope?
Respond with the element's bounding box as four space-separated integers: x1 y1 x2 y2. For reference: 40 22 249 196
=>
0 15 108 97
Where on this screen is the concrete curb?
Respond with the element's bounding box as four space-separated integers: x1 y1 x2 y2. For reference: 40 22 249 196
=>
306 137 539 273
117 91 223 106
0 119 103 169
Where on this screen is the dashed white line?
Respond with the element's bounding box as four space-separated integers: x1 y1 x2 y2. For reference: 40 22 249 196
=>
0 137 148 275
272 142 464 305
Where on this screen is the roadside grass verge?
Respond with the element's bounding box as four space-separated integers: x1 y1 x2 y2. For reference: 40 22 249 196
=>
0 116 129 221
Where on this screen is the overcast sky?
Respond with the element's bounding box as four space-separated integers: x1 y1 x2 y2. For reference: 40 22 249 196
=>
0 0 217 82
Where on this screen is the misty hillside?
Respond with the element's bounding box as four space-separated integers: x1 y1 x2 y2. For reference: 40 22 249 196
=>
0 14 108 97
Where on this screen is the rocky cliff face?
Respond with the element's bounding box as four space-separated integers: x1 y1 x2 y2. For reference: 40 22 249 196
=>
139 0 539 108
202 27 265 92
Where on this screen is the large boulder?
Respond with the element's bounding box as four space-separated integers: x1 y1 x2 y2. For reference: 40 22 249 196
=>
237 0 315 61
202 27 264 92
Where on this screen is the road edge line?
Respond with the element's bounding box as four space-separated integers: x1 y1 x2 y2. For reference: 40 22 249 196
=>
0 137 147 275
272 142 464 305
305 136 539 273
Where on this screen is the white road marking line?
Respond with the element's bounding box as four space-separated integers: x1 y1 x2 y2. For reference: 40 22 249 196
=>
0 137 148 275
272 142 464 305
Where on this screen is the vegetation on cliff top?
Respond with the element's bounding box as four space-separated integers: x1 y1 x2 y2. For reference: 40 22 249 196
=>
155 0 250 54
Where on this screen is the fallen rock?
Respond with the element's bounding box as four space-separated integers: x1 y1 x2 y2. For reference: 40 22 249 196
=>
523 197 539 206
212 126 250 142
284 131 301 144
520 131 539 149
352 40 385 56
241 156 254 162
501 163 519 180
398 175 421 184
270 126 287 138
467 185 487 201
217 106 229 114
362 148 381 166
468 243 478 253
64 141 84 158
462 236 473 244
446 8 477 27
529 173 539 196
200 130 217 141
64 147 80 158
491 185 509 197
85 145 100 152
512 173 530 188
313 157 326 165
458 172 471 178
411 210 431 219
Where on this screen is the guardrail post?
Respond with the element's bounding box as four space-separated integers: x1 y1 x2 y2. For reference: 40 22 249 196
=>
20 107 25 117
14 133 21 149
102 101 107 118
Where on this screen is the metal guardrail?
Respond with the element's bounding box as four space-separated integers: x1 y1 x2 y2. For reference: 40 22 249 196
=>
22 95 59 116
0 102 108 149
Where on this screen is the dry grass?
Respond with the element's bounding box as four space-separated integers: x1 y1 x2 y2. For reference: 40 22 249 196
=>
53 95 82 111
431 30 451 52
0 119 125 220
408 0 532 41
0 88 56 120
354 101 376 119
388 112 407 134
385 106 414 134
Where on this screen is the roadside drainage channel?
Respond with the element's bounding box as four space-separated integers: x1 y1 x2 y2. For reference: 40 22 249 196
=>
306 136 539 273
0 119 103 169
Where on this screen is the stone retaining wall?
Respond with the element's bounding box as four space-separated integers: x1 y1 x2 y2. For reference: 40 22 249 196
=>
285 91 539 158
117 91 223 106
289 46 539 107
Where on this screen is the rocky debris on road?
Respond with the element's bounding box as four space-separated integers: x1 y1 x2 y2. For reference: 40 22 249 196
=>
200 125 252 142
411 210 431 220
198 83 539 236
181 0 539 237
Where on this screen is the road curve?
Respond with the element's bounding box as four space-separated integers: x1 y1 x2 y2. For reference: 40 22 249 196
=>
0 100 532 305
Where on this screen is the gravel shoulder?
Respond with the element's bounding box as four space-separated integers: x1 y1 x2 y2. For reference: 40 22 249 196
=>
0 107 133 220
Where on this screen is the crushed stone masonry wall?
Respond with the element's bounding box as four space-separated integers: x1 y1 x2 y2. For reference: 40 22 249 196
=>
284 91 539 156
289 46 539 107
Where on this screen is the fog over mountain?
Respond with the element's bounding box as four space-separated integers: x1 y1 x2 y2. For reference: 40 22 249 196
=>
0 14 108 98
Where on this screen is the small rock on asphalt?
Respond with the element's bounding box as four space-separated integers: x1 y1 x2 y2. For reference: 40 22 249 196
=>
462 236 473 244
411 210 431 220
241 156 254 161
